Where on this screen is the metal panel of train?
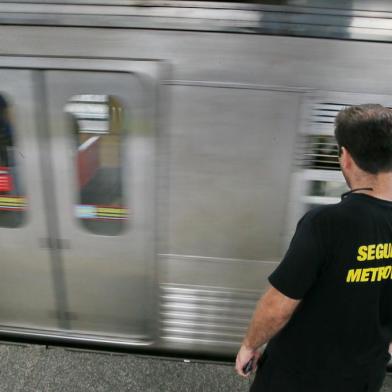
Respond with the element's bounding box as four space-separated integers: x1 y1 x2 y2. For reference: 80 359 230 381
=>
0 0 392 356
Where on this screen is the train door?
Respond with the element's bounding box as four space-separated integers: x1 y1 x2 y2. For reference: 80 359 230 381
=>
0 70 58 330
44 66 159 341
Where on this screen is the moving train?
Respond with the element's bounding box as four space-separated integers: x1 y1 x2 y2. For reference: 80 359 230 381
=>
0 0 392 357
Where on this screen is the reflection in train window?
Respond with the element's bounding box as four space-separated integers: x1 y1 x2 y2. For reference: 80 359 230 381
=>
0 93 26 228
66 95 128 236
309 180 348 198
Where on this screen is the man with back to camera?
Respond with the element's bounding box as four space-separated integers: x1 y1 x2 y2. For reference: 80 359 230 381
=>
235 104 392 392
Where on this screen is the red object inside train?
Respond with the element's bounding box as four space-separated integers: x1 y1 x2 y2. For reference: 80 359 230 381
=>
0 166 13 192
77 137 100 188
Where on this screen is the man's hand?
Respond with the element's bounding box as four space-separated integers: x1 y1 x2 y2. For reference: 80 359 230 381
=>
235 286 300 378
235 344 260 377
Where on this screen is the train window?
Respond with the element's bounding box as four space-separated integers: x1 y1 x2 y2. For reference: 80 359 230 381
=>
66 95 128 236
309 180 348 198
0 93 26 228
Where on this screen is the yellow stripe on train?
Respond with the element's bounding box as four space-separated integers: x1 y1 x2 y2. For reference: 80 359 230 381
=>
0 197 26 206
97 208 127 216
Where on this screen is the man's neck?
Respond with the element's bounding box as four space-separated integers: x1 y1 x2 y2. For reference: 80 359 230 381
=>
350 172 392 202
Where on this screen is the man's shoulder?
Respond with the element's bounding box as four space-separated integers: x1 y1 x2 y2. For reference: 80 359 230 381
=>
303 202 344 223
303 197 372 230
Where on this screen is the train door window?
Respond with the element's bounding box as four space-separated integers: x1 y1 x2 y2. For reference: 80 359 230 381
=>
309 180 348 198
0 93 26 228
66 94 128 236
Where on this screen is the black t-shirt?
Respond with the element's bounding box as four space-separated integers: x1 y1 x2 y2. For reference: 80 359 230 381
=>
268 193 392 376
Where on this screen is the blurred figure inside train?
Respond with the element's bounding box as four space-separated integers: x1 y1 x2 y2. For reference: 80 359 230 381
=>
0 93 25 227
0 94 13 168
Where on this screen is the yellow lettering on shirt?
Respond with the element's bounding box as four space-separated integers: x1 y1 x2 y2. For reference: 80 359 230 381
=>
360 268 371 282
384 266 392 279
346 269 362 283
367 245 376 261
370 268 378 282
346 265 392 284
356 242 392 262
357 245 368 261
377 267 385 281
376 244 384 260
347 243 392 283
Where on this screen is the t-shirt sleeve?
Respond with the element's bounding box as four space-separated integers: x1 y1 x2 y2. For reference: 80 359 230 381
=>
269 213 324 300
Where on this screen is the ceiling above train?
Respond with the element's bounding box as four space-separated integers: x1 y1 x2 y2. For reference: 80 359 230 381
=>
1 0 392 42
6 0 392 10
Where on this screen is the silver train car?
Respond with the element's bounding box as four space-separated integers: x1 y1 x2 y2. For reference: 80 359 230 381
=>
0 0 392 357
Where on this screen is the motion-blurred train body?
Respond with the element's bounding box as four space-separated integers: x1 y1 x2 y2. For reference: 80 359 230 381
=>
0 0 392 357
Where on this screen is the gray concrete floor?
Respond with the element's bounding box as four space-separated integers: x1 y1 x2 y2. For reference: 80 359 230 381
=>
0 342 390 392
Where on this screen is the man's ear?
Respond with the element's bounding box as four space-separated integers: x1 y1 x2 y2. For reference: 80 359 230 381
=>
340 146 352 170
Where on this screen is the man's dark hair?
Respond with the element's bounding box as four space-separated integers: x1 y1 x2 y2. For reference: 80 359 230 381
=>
335 104 392 174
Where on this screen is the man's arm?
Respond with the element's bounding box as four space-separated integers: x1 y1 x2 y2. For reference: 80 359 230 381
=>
235 285 300 376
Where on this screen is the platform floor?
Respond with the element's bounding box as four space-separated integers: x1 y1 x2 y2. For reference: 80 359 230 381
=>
0 342 390 391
